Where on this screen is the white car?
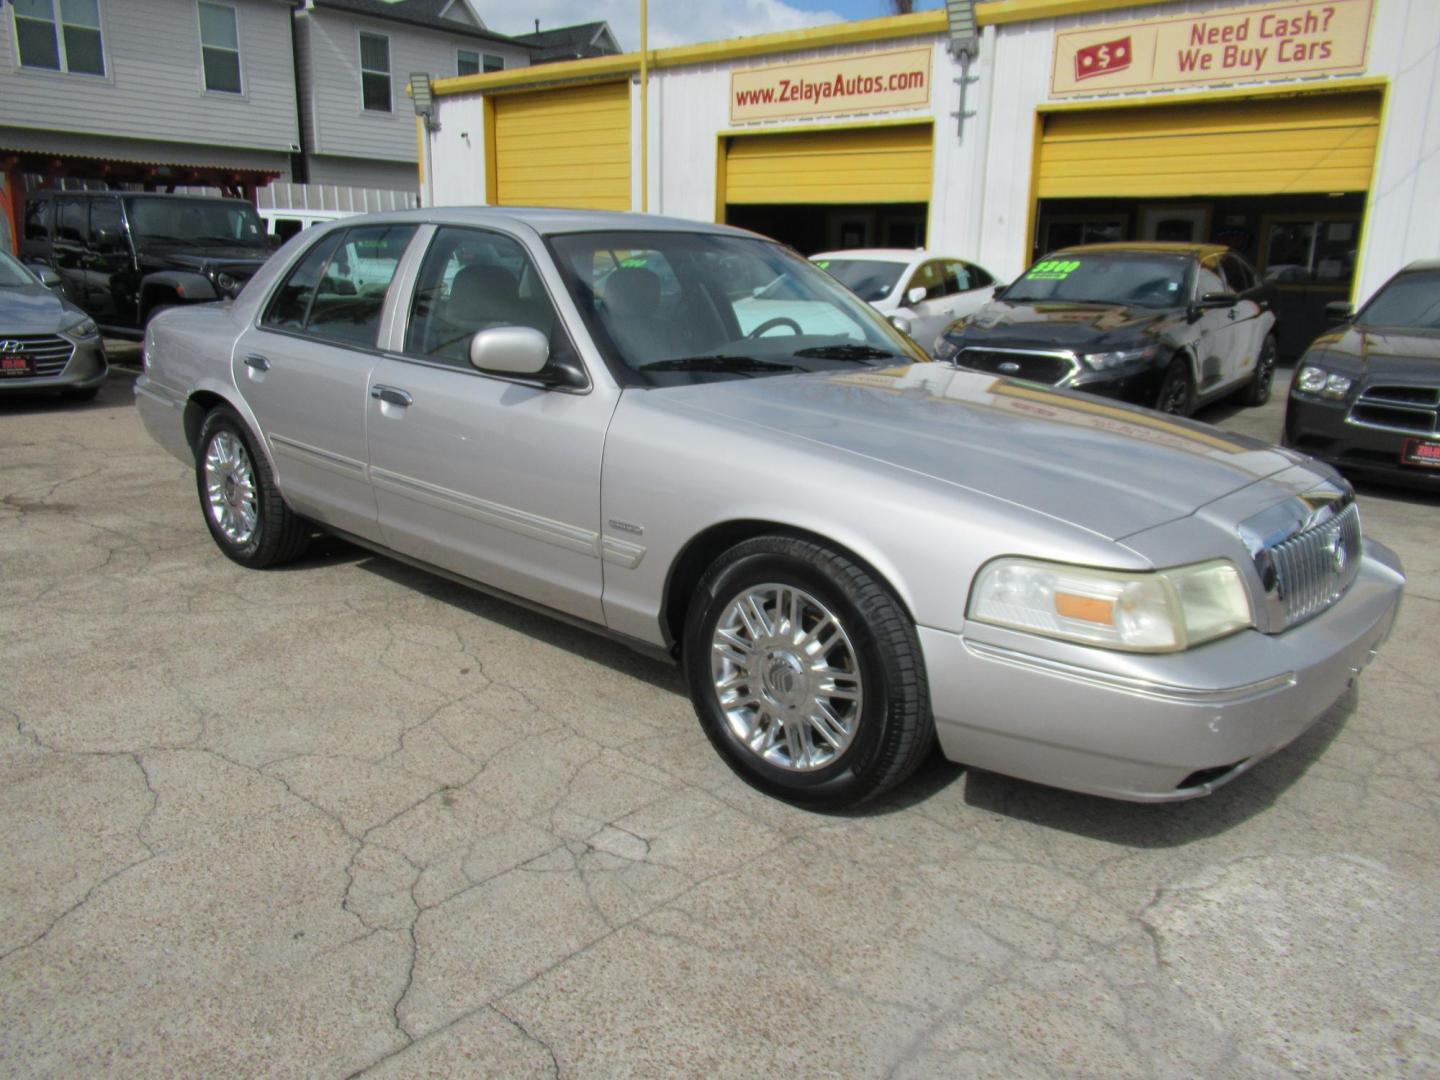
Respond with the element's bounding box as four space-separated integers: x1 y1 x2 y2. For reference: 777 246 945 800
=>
811 249 999 354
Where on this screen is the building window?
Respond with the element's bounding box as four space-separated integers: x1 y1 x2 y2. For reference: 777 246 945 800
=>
483 54 503 73
457 48 479 76
359 31 391 112
198 2 241 93
13 0 106 76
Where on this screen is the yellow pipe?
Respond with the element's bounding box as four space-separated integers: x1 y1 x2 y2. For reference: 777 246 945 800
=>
639 0 648 213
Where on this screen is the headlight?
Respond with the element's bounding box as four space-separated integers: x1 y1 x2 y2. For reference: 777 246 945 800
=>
64 317 98 338
1296 365 1352 399
1080 345 1157 371
934 334 962 361
967 557 1252 653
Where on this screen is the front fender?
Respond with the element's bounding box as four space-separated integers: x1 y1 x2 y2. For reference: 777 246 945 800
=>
143 270 218 304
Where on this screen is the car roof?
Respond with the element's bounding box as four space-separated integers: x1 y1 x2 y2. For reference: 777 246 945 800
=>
309 205 757 239
1400 258 1440 272
810 249 929 263
1050 241 1229 259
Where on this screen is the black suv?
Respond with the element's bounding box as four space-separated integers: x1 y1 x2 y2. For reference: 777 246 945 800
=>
21 191 271 337
934 243 1278 416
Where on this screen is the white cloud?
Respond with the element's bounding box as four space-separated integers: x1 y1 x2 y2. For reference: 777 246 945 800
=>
475 0 846 51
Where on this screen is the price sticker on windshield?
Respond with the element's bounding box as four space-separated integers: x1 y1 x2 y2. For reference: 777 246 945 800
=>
1025 259 1082 281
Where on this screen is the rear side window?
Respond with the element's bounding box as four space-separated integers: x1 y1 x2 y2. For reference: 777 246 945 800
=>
57 199 87 243
943 261 971 293
966 262 994 288
24 199 52 241
262 225 416 346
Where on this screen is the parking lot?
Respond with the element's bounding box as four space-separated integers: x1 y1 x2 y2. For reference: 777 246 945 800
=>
2 351 1437 1077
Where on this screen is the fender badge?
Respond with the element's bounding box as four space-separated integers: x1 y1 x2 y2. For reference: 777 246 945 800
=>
608 519 644 536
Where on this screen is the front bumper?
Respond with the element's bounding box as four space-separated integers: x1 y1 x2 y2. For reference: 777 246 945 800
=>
0 338 107 394
1285 393 1440 488
921 539 1404 802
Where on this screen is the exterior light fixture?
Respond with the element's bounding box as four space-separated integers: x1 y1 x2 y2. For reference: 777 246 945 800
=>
410 72 438 131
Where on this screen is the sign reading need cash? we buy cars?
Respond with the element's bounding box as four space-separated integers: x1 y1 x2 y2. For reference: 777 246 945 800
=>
1051 0 1374 98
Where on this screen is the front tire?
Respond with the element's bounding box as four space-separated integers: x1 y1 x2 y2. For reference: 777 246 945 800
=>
683 535 933 809
1155 356 1195 416
194 406 309 568
1241 334 1278 406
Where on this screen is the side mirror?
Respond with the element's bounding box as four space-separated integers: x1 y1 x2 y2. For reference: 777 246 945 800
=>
888 314 913 336
1325 300 1354 323
469 325 550 377
29 264 62 288
905 286 927 306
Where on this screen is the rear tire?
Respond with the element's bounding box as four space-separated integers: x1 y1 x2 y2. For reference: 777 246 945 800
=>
194 406 309 568
1241 334 1278 406
683 535 933 809
1155 356 1195 416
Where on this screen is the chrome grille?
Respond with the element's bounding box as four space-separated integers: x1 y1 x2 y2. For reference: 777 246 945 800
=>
955 347 1078 386
0 334 74 377
1268 501 1363 627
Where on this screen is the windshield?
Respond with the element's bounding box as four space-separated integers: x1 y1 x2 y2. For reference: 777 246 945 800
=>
123 196 266 249
1355 270 1440 330
1002 253 1191 309
812 258 906 302
546 231 927 385
0 252 38 287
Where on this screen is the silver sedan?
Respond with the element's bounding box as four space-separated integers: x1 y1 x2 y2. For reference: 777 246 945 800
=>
0 251 106 398
136 208 1404 808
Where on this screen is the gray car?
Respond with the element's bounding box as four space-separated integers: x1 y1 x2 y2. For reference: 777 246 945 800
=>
0 251 106 398
135 208 1404 808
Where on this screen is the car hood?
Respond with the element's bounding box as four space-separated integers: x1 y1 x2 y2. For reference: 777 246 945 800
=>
653 364 1305 542
1308 324 1440 369
138 245 269 269
0 284 84 334
950 299 1175 349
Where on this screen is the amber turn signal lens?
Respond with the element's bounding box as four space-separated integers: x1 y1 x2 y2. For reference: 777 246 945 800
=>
1053 592 1115 625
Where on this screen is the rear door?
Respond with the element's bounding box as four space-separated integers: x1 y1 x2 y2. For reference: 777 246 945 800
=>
232 223 417 540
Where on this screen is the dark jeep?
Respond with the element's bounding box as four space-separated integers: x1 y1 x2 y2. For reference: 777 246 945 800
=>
20 191 270 338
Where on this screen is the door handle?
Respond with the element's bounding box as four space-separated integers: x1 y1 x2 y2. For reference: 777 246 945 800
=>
371 385 413 407
1227 309 1237 320
244 353 270 371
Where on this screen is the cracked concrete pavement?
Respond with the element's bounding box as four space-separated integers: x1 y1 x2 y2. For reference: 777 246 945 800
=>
2 360 1438 1077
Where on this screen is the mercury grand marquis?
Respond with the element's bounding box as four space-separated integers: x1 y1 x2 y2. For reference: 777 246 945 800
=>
136 209 1404 808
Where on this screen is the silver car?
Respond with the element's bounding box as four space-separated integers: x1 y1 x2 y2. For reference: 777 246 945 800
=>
0 251 106 398
136 209 1404 808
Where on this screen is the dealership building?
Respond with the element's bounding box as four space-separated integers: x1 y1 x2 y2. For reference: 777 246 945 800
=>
423 0 1438 354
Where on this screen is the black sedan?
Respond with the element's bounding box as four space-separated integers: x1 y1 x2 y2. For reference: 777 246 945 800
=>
934 243 1277 416
1284 260 1440 489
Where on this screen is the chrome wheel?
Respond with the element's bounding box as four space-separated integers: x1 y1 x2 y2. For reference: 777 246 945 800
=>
203 430 258 546
709 583 864 772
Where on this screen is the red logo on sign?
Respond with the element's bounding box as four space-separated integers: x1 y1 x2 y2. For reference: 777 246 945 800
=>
1075 36 1133 81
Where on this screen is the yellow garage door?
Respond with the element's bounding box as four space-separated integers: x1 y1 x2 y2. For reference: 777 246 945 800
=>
492 82 630 210
1037 92 1381 199
725 124 933 204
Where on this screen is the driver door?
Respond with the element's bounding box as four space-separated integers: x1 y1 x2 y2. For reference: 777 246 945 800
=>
365 225 618 623
1191 255 1245 395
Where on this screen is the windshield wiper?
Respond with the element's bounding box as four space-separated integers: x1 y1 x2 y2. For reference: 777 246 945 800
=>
791 344 902 362
638 355 804 375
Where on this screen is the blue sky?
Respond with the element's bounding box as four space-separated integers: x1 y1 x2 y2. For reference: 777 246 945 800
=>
481 1 947 51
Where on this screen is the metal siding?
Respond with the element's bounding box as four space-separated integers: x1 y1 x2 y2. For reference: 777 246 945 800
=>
1037 93 1382 198
492 82 631 210
724 124 933 204
0 0 298 155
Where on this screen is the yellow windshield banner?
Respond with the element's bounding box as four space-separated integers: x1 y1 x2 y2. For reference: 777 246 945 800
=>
1050 0 1373 98
730 47 932 123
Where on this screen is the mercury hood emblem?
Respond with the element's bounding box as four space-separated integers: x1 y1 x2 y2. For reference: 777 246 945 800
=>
1328 531 1348 574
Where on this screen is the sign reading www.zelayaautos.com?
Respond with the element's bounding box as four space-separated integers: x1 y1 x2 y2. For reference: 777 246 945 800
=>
730 47 931 123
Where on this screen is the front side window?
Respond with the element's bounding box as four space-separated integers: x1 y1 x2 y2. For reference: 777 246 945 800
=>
1195 257 1225 300
905 261 946 303
359 31 390 112
1003 253 1191 309
57 199 86 243
123 196 265 248
943 261 971 294
1220 253 1257 295
198 2 242 93
548 230 926 385
14 0 105 75
264 225 416 346
88 198 123 252
457 48 479 76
